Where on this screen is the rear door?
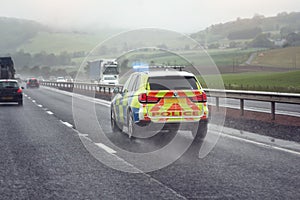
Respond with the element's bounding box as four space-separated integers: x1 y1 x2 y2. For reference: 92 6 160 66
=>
145 76 205 123
0 81 19 100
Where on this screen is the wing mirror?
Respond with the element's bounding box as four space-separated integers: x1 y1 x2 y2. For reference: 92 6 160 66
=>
113 87 122 94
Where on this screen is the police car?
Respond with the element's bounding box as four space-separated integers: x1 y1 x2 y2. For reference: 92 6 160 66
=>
111 67 209 141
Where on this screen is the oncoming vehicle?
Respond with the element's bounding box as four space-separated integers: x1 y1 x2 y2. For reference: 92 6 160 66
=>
56 77 66 82
0 79 23 106
102 75 118 85
26 78 39 89
111 68 209 141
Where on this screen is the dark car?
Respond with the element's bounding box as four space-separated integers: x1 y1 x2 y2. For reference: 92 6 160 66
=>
26 78 39 88
0 79 23 106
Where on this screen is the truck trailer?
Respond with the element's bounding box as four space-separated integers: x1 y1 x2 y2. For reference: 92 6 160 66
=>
88 59 119 85
0 57 15 79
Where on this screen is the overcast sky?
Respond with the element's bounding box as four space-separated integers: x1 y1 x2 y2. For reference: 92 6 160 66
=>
1 0 300 33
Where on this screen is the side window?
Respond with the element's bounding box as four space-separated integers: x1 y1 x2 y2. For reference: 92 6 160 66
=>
133 75 141 91
122 76 131 93
127 74 137 92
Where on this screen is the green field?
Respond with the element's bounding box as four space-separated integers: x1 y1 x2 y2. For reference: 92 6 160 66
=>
198 70 300 93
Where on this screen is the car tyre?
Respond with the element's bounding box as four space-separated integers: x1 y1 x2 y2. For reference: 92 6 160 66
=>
111 109 121 132
18 100 23 106
127 111 136 139
192 120 208 142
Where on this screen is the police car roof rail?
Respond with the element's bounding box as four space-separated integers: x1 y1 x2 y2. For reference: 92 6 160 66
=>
148 65 185 71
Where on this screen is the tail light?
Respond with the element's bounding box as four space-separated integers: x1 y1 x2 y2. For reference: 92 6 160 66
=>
190 92 207 103
138 93 160 104
17 88 22 93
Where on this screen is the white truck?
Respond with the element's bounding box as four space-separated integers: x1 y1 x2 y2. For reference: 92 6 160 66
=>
88 59 119 85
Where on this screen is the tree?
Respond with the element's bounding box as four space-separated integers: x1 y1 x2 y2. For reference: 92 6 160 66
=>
248 34 274 48
286 32 300 46
157 43 168 49
280 26 295 38
208 43 220 49
227 27 262 40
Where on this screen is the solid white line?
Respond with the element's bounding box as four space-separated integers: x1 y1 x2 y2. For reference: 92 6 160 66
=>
46 111 54 115
42 86 110 107
221 132 300 156
95 143 117 154
78 133 89 137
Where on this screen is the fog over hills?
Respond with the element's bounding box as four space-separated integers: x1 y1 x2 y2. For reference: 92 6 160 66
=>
1 11 300 54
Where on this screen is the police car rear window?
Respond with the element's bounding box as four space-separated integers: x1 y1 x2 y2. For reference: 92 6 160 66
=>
148 76 198 90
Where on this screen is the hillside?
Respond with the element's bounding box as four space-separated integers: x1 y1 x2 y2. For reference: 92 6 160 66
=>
191 12 300 45
0 17 121 55
0 17 46 53
17 32 110 54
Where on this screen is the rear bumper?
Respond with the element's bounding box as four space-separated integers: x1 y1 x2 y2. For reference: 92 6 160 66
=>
27 84 39 88
136 119 208 131
0 95 22 102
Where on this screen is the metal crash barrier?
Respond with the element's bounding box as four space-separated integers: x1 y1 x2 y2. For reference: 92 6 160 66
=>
41 81 300 120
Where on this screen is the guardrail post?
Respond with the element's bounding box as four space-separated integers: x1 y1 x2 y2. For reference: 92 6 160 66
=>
240 99 244 116
271 102 275 120
216 97 220 111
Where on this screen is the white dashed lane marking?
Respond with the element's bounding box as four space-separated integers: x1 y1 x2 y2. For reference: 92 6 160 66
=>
78 133 89 137
46 111 54 115
95 143 117 154
59 120 73 128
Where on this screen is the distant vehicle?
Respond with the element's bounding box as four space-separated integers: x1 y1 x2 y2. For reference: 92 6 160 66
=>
0 79 23 106
56 77 67 82
49 76 56 82
111 67 209 140
88 59 119 85
102 75 118 85
0 57 15 79
26 78 40 89
65 76 73 82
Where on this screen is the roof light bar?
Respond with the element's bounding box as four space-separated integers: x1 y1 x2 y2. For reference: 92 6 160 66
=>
148 65 185 71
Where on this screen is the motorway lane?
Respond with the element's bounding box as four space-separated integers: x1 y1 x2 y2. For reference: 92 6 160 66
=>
0 94 186 199
21 87 300 199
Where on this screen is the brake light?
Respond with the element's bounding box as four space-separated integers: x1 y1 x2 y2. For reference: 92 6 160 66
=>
138 93 147 103
138 93 160 104
17 88 22 93
190 92 207 103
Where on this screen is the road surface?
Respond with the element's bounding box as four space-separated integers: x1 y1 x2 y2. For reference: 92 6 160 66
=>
0 87 299 199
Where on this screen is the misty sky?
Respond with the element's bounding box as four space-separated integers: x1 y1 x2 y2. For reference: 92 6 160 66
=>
1 0 300 32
